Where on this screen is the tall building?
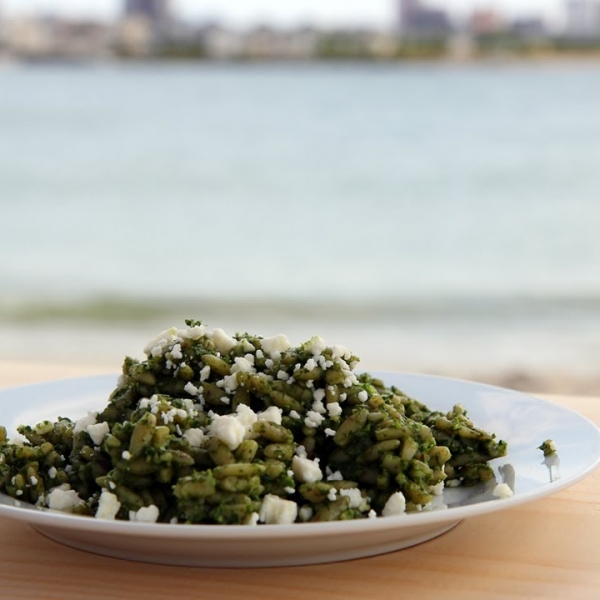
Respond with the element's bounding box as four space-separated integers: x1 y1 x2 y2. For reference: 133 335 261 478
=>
123 0 171 30
398 0 453 38
566 0 600 38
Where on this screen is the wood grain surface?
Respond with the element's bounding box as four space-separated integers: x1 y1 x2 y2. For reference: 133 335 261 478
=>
1 361 599 600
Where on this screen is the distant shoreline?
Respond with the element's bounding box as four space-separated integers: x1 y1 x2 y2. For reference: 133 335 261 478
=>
3 51 600 69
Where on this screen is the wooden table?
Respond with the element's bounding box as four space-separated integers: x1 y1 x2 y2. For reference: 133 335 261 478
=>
1 361 599 600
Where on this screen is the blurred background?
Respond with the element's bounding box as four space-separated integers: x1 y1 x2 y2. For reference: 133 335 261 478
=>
1 0 600 394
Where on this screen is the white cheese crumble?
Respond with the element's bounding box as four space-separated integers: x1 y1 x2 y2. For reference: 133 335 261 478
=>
327 488 338 501
122 450 131 460
246 512 259 526
129 504 160 523
86 421 110 446
298 505 313 522
178 324 205 340
357 390 369 402
304 410 325 428
46 485 85 513
382 492 406 517
209 328 237 354
182 428 206 448
47 467 57 479
209 415 245 450
199 365 211 381
73 411 98 434
261 334 291 358
492 483 514 499
324 428 336 437
326 469 343 481
170 343 183 360
95 490 121 520
340 488 366 510
295 445 307 459
143 327 178 356
184 382 199 396
259 494 298 525
308 336 327 356
292 456 322 483
327 402 342 418
257 406 283 425
289 410 301 420
231 356 256 374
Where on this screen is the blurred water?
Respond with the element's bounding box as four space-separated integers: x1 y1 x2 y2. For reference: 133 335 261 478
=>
1 62 600 378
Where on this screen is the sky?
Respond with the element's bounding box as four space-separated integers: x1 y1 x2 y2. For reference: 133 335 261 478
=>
1 0 567 28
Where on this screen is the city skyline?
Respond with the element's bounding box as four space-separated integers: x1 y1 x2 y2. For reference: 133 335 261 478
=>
1 0 568 29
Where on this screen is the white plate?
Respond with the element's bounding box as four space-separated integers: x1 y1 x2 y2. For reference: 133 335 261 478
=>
1 372 599 567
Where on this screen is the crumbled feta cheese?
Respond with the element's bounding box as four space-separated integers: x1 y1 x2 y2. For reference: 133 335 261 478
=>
95 490 121 520
312 388 326 403
86 421 110 446
324 428 336 437
209 414 246 450
326 469 343 481
327 402 342 418
231 356 256 374
340 488 365 509
304 410 325 428
292 456 322 483
308 336 327 356
183 428 206 448
73 411 98 434
130 504 160 523
382 492 406 517
295 445 307 458
357 390 368 402
184 382 199 396
235 404 258 436
264 358 274 369
289 410 301 420
304 358 317 371
178 324 205 340
277 370 290 381
284 486 295 495
246 512 259 526
30 476 38 486
47 467 57 479
143 327 178 356
46 485 85 513
327 488 338 501
259 494 298 525
257 405 283 425
492 483 514 499
221 373 239 393
298 505 313 522
122 450 131 460
368 509 377 519
170 343 183 360
209 328 237 354
261 334 291 357
199 365 211 381
311 399 327 415
331 344 352 360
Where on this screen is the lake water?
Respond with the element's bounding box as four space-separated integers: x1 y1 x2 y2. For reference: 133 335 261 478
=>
1 62 600 383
